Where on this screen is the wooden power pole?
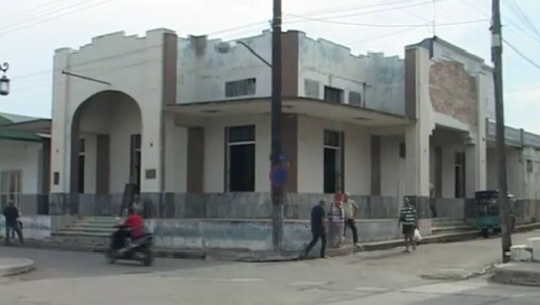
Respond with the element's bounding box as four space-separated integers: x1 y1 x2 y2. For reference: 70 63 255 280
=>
271 0 284 251
491 0 513 263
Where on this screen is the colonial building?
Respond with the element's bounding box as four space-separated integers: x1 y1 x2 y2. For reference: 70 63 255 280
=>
1 28 540 217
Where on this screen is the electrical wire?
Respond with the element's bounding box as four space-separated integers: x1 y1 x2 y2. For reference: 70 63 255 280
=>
285 0 451 26
8 0 453 81
346 25 427 45
0 0 116 37
286 14 488 28
0 0 76 24
508 0 540 40
503 38 540 72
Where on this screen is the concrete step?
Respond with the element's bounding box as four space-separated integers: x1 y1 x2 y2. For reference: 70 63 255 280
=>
432 218 468 226
54 230 112 237
66 222 115 230
431 225 475 235
60 227 116 234
75 219 119 225
50 234 109 247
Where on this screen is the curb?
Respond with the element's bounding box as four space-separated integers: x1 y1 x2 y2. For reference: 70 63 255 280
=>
2 222 539 263
491 262 540 287
0 258 35 277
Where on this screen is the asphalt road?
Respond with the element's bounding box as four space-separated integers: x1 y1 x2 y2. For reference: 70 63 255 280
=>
0 242 539 305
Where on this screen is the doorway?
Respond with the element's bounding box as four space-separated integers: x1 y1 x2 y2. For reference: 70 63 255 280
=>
323 130 344 194
454 152 466 198
130 134 141 194
1 170 22 209
226 125 256 192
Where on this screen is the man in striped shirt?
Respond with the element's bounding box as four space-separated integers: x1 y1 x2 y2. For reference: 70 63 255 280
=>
398 197 418 253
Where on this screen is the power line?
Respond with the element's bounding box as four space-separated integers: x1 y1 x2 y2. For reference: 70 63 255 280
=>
0 0 116 37
286 0 451 26
7 0 451 81
0 0 75 24
287 14 488 28
503 38 540 71
508 0 540 40
347 25 427 45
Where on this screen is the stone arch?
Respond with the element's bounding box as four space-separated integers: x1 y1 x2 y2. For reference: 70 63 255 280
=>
69 90 143 215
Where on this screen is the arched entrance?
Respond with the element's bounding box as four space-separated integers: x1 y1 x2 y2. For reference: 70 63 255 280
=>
69 90 142 215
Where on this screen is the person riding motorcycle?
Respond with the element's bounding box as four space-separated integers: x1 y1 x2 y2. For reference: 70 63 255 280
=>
123 207 145 241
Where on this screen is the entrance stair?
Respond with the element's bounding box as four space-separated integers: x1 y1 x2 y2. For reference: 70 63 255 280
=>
431 218 475 235
51 217 118 249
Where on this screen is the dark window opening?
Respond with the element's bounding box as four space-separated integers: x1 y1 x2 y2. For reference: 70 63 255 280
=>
78 139 85 193
130 134 141 194
349 91 362 106
399 142 406 158
225 78 257 97
324 86 344 103
454 152 466 198
226 126 256 192
323 130 344 193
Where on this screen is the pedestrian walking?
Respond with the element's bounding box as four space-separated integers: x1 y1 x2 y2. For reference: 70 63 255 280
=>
398 197 417 253
329 199 344 248
301 199 327 259
3 200 24 245
342 192 360 247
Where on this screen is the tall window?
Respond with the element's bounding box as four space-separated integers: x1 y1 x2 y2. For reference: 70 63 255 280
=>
226 125 256 192
323 130 344 193
1 171 22 209
455 152 466 198
130 134 141 193
78 138 85 193
225 78 256 97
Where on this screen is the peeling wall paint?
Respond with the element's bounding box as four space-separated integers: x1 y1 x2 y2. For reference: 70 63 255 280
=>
297 33 405 116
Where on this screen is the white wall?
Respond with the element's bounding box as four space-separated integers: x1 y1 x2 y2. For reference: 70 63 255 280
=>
0 140 42 195
523 148 540 201
298 33 405 116
177 32 272 103
380 136 405 197
50 29 171 194
486 147 525 198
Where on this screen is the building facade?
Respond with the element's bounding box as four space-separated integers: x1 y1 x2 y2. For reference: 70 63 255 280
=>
2 28 540 218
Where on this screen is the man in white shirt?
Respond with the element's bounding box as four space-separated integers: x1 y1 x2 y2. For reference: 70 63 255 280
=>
342 192 360 247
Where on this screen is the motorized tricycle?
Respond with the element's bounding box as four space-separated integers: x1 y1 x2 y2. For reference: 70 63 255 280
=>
474 190 516 238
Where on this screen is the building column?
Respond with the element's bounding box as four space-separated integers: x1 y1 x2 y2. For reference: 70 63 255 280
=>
405 124 430 197
465 140 485 197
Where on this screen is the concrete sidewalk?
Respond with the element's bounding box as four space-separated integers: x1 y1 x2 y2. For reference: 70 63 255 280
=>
341 229 540 281
0 257 34 277
492 262 540 286
2 222 540 263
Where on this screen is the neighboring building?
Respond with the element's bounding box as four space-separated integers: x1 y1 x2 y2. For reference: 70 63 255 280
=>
0 112 50 214
1 28 539 216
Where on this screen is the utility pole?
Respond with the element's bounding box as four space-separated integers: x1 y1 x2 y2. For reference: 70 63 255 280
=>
491 0 512 263
270 0 284 252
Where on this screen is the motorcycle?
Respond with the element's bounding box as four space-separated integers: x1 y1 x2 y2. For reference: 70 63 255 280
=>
106 224 155 266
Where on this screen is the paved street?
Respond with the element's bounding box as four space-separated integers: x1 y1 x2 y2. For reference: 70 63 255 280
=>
1 231 540 305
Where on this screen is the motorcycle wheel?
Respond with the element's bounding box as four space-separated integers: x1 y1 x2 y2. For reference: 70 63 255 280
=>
106 249 116 264
141 248 154 266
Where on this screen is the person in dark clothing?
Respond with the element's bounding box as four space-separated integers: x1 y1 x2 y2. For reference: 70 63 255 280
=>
3 201 24 245
301 199 327 259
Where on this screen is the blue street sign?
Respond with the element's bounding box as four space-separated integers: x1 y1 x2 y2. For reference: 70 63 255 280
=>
270 165 288 186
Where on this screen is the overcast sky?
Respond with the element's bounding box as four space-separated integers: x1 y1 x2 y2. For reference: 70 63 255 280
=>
1 0 539 132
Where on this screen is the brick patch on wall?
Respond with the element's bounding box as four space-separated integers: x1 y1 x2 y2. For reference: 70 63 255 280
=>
429 60 478 126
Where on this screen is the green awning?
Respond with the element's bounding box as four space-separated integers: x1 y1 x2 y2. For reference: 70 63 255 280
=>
0 113 48 142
